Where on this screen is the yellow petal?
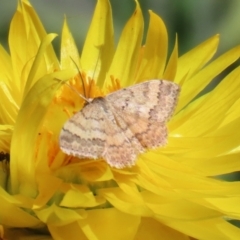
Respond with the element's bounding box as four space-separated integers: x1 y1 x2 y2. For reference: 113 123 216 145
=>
106 0 143 87
99 187 151 216
48 222 87 240
35 203 84 225
10 70 75 194
0 188 42 228
23 33 59 99
0 125 13 152
160 217 240 240
0 82 18 125
170 66 240 137
146 197 222 220
9 0 57 102
78 208 140 240
182 153 240 176
60 185 106 208
176 44 240 111
60 18 80 70
135 218 189 240
46 208 140 240
163 35 178 80
81 0 114 86
176 35 219 83
205 197 240 218
135 11 168 81
0 45 13 89
33 175 63 209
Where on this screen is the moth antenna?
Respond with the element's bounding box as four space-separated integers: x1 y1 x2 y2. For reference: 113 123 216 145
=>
87 48 102 96
67 49 101 100
69 56 87 98
54 78 91 103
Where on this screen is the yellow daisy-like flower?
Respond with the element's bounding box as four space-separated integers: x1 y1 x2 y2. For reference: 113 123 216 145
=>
1 0 240 239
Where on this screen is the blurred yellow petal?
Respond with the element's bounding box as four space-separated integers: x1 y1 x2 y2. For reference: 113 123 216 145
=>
49 223 86 240
0 45 13 89
160 217 240 240
3 228 52 240
0 225 3 239
9 0 57 104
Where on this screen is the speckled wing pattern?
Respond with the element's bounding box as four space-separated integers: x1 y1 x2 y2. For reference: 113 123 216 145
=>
59 80 180 169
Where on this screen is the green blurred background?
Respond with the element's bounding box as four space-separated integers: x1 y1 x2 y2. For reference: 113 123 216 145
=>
0 0 240 57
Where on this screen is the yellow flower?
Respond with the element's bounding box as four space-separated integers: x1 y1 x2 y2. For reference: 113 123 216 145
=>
0 0 240 239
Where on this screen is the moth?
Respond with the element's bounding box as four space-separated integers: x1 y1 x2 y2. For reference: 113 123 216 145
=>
59 80 180 169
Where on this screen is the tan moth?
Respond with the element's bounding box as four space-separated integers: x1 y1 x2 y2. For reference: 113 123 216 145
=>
59 80 180 169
